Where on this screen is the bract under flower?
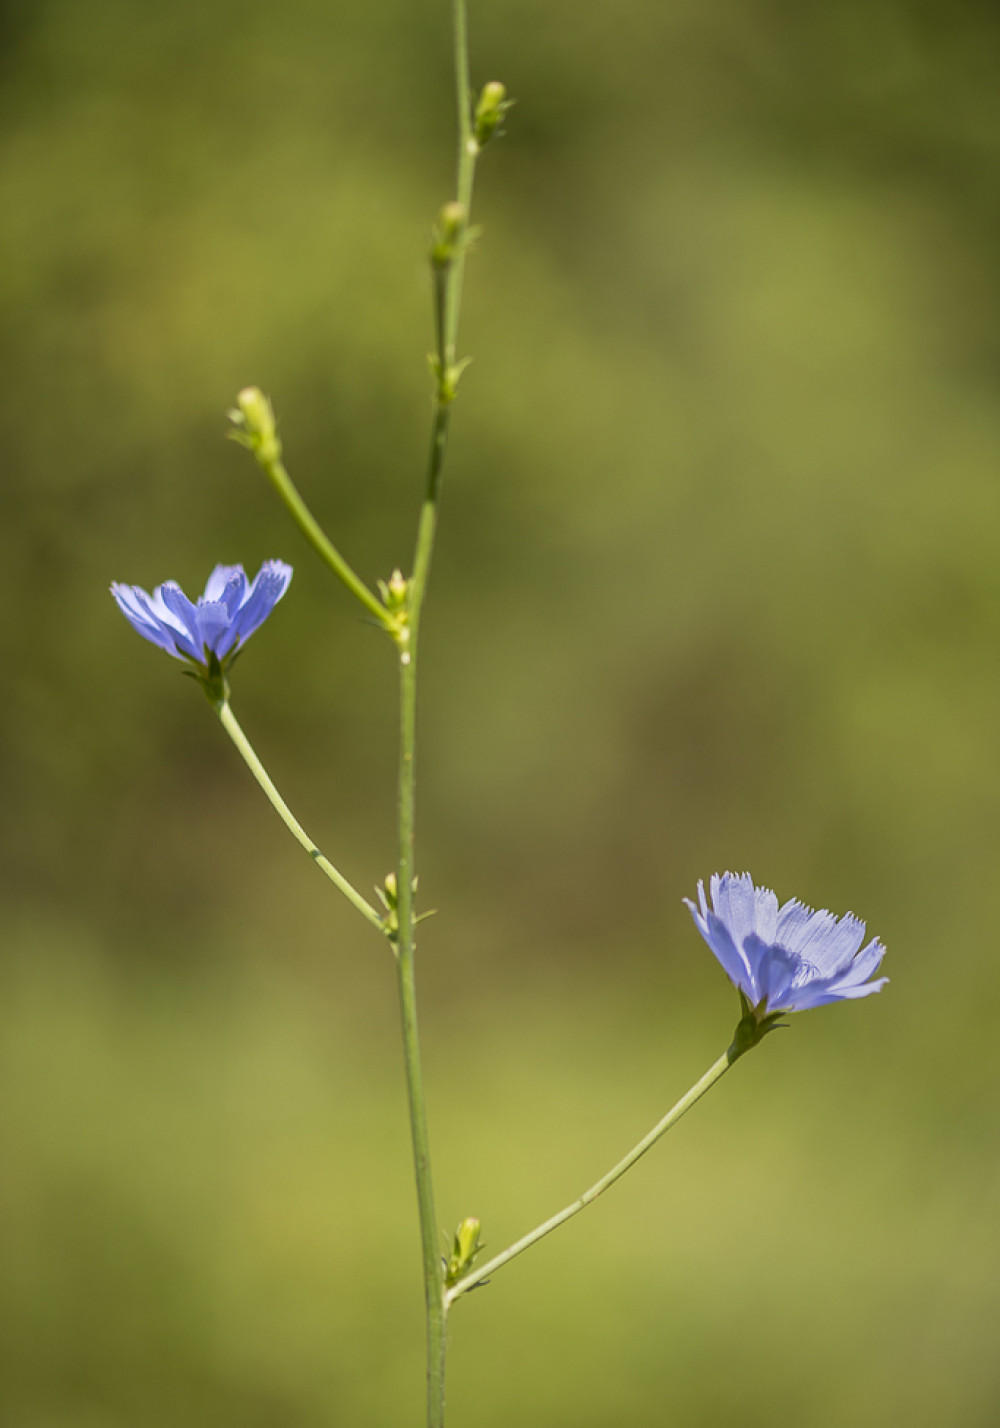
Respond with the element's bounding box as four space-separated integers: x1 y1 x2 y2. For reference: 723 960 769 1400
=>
685 871 887 1015
112 561 292 671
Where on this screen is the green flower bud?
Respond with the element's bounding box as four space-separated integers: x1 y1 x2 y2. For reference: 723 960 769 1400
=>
431 201 468 268
445 1216 484 1286
228 386 282 465
473 81 514 147
377 568 410 614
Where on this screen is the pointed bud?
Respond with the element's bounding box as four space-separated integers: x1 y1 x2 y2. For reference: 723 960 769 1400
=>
446 1217 483 1286
377 568 410 614
431 202 468 269
228 386 281 465
473 82 514 147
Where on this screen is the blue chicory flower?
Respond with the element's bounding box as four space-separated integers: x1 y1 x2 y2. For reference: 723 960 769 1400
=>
686 871 887 1015
112 561 292 671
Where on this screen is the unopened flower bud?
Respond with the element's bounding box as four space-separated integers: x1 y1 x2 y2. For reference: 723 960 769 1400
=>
473 81 513 147
446 1216 483 1286
378 568 410 614
431 202 467 268
228 386 282 465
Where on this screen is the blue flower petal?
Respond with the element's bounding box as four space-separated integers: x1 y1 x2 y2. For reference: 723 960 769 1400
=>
220 571 249 619
158 583 203 649
750 939 801 1011
112 560 293 675
685 884 752 992
111 584 186 657
193 599 234 657
203 564 245 603
686 872 888 1017
228 560 293 644
789 907 865 977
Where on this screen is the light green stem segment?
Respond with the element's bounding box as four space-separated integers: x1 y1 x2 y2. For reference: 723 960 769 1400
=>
392 4 481 1424
259 453 399 635
445 1047 740 1305
214 700 384 932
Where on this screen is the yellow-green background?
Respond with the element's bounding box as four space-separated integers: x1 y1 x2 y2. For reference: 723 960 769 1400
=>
3 0 999 1423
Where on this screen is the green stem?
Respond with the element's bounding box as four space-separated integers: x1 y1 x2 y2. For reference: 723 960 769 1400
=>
445 1047 741 1305
394 654 447 1425
392 4 481 1423
214 700 384 932
260 454 399 634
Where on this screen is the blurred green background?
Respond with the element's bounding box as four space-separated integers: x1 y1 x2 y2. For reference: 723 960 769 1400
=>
3 0 1000 1423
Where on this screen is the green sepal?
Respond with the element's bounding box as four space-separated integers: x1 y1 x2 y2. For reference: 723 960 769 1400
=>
728 990 787 1062
186 650 230 708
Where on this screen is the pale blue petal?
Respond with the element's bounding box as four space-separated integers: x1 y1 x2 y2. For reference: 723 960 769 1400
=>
753 884 779 942
827 976 889 1000
229 560 292 643
746 936 798 1009
776 905 835 958
216 570 248 619
111 585 184 657
830 939 886 988
776 904 867 976
775 899 812 946
710 872 758 946
793 977 888 1009
158 583 201 643
193 599 233 656
703 910 756 998
147 586 190 635
203 564 245 602
810 913 868 976
683 883 710 939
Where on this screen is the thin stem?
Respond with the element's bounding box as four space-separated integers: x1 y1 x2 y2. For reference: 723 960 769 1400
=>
395 658 447 1423
392 4 480 1423
260 454 399 634
410 0 479 614
445 1047 741 1305
214 700 384 932
446 0 475 365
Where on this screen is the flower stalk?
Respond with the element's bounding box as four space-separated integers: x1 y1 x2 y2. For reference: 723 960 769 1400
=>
445 1044 742 1305
214 700 384 933
229 388 402 638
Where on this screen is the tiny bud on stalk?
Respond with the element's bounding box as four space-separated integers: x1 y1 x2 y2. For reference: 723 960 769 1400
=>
432 201 468 268
377 568 410 614
473 81 513 147
228 386 282 465
446 1217 484 1286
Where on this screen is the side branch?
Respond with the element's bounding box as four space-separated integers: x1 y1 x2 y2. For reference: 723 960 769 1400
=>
445 1047 740 1305
215 700 385 932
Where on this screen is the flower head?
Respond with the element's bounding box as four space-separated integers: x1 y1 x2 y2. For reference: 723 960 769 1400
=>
111 561 292 684
685 871 887 1018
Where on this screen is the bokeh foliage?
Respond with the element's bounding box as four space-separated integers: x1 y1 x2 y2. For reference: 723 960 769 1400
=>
3 0 1000 1423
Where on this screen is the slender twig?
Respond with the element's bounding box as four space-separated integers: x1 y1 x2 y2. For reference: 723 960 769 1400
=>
258 454 399 634
214 700 384 931
445 1047 741 1305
